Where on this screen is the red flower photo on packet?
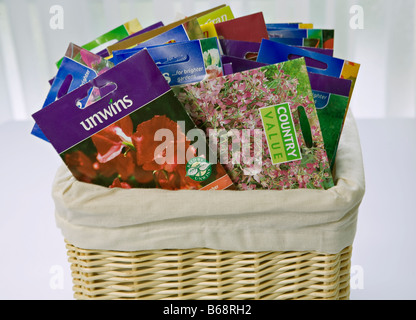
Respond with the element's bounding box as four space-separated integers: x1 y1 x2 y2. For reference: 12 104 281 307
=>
88 114 201 190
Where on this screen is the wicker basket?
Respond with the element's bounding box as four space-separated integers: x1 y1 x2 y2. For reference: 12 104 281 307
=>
66 242 352 300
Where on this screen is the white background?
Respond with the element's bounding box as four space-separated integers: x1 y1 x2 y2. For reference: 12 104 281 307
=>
0 0 415 300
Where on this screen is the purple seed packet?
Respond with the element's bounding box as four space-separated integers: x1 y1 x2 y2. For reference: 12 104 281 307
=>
219 39 261 60
32 49 234 191
221 55 266 75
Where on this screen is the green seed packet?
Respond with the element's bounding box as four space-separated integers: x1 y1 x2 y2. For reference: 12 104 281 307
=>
308 73 352 169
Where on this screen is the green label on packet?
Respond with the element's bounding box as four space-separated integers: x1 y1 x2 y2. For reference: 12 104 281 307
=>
260 103 302 165
197 5 234 25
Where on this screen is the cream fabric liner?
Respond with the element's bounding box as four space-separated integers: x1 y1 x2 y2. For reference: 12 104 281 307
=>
53 110 365 254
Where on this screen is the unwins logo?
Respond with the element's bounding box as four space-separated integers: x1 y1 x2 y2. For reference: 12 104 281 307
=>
80 95 133 131
186 157 212 182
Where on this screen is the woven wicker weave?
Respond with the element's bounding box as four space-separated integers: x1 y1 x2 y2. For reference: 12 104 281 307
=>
66 242 352 300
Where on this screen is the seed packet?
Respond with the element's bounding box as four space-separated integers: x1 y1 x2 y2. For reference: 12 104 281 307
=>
220 55 351 169
298 47 334 57
197 5 235 39
219 39 261 61
308 73 352 169
197 4 235 39
95 21 164 59
197 5 234 25
182 18 205 40
56 19 142 67
200 22 218 39
110 24 190 64
106 18 202 57
176 58 334 191
32 49 234 191
113 38 223 86
214 12 269 43
267 29 334 49
32 44 114 141
219 39 334 63
319 29 335 49
221 55 266 75
257 40 360 164
257 39 360 94
266 23 314 30
269 37 320 48
134 23 189 47
106 5 226 55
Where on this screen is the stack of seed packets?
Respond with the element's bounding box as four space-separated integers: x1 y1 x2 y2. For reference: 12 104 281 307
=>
31 4 360 191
